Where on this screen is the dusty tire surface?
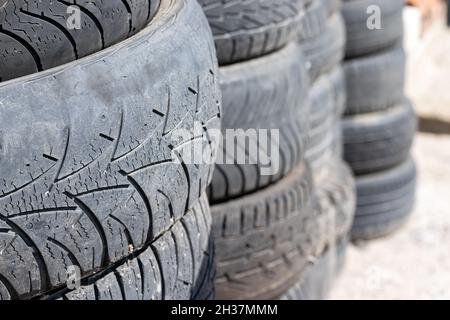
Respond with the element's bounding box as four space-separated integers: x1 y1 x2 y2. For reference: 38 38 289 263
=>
300 11 346 82
0 0 221 300
0 0 160 82
279 246 335 300
198 0 304 65
351 158 417 241
344 46 406 115
342 0 404 58
45 195 215 300
281 160 356 300
343 100 416 175
307 67 346 179
212 163 322 300
208 43 310 204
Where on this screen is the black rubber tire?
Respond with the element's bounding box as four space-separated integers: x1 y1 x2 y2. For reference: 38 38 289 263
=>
300 10 346 83
342 0 404 58
0 0 160 82
280 160 355 300
343 100 417 175
0 0 221 300
344 46 406 115
198 0 304 65
44 195 215 300
351 157 417 241
208 43 310 204
279 246 335 300
307 67 346 179
318 161 356 240
212 163 322 300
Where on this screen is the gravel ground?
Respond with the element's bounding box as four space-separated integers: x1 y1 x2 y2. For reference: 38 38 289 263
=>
329 7 450 300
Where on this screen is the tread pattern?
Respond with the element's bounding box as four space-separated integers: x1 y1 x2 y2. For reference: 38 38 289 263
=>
0 0 160 82
212 163 322 300
45 195 214 300
280 246 334 300
307 67 346 179
199 0 304 65
342 0 404 58
208 43 310 204
281 160 356 300
0 0 221 300
343 100 417 175
344 46 406 115
351 158 417 241
300 10 346 82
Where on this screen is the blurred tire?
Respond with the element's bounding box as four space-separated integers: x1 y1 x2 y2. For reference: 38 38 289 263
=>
351 158 417 241
343 100 416 175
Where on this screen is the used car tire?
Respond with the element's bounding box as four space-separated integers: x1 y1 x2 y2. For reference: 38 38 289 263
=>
342 0 404 58
212 163 321 300
198 0 304 65
351 158 417 241
208 43 310 204
344 46 406 115
307 67 346 180
0 0 160 82
343 100 416 175
45 195 215 300
300 11 346 82
0 0 221 300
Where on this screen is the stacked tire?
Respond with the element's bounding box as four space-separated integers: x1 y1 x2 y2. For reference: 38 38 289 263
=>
199 0 355 300
0 0 222 300
281 0 356 300
341 0 417 241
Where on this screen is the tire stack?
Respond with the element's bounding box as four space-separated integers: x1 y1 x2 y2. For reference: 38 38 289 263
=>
199 0 355 300
0 1 222 300
281 0 356 300
341 0 417 241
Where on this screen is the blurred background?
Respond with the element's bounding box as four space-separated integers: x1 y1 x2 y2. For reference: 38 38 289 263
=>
331 0 450 299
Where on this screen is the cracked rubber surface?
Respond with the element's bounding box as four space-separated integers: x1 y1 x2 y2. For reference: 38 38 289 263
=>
0 0 221 300
342 0 404 58
212 163 321 300
198 0 305 65
44 195 215 300
343 100 416 175
208 43 310 204
351 158 417 241
0 0 160 82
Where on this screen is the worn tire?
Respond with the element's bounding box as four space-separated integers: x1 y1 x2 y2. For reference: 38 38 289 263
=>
280 246 335 300
281 161 355 300
44 195 215 300
307 67 346 179
300 10 346 82
0 0 221 300
0 0 160 82
342 0 404 58
343 100 416 175
344 46 406 115
208 43 310 204
351 158 417 241
212 163 321 300
198 0 304 65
